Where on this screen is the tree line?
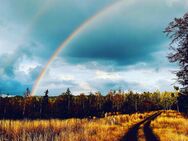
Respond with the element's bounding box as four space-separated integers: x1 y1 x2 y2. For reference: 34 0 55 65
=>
1 12 188 119
0 88 179 119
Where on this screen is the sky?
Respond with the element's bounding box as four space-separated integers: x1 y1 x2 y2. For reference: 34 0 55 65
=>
0 0 188 95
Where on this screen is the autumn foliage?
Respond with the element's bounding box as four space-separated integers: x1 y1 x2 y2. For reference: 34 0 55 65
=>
0 89 178 119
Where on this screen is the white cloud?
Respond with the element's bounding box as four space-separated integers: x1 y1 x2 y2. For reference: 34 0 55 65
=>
166 0 188 7
120 68 175 89
79 81 93 91
17 56 40 75
95 70 121 80
34 55 177 95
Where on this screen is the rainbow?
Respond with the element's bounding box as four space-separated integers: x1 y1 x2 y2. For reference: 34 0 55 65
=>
31 0 128 96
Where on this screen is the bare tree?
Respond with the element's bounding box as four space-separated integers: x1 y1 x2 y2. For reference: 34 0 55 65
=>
164 12 188 95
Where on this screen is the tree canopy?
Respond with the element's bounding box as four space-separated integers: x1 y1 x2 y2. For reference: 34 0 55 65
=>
165 12 188 94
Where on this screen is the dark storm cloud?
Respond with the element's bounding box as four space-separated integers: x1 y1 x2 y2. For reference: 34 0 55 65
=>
0 79 28 95
62 0 187 66
0 0 187 95
15 0 116 47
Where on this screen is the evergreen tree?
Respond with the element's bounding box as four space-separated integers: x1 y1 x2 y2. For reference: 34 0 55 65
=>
24 88 31 97
41 89 49 118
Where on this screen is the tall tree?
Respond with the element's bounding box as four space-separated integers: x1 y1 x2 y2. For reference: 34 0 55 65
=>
164 12 188 95
41 89 49 118
24 88 31 97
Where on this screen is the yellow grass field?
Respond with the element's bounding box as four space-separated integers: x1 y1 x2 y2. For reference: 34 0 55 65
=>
0 112 154 141
0 110 188 141
151 110 188 141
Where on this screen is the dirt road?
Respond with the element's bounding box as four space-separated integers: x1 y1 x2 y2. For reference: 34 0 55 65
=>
120 112 161 141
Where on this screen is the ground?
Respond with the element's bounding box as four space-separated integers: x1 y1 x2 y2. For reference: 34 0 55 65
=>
0 110 187 141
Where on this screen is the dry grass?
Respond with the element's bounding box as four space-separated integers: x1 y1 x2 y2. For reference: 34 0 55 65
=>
151 110 188 141
2 110 187 141
0 112 154 141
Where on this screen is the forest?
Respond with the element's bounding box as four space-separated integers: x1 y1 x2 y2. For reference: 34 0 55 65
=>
0 88 180 119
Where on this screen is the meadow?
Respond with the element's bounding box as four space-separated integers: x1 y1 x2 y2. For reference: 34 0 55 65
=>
0 112 154 141
0 110 188 141
151 110 188 141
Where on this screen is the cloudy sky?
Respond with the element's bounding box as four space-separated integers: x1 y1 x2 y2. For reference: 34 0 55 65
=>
0 0 187 95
